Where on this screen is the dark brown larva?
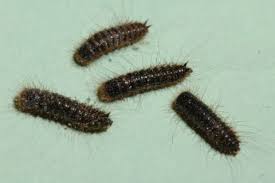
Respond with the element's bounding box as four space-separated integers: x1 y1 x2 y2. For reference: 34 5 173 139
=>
97 63 192 102
14 88 112 133
172 91 240 156
74 21 150 66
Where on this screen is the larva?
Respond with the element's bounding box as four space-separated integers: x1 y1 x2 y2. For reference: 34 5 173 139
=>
172 91 240 156
74 21 150 66
97 63 192 102
14 88 112 133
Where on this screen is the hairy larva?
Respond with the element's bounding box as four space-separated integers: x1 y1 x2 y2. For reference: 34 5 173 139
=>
14 88 112 133
97 63 192 102
172 91 240 156
74 21 150 66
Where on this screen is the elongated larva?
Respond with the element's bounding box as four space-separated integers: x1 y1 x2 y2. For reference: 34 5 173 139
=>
172 91 240 156
14 88 112 133
97 63 192 102
74 21 150 66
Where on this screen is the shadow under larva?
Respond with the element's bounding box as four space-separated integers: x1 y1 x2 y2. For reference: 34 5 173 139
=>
97 63 192 102
14 87 113 133
172 91 240 156
74 20 150 66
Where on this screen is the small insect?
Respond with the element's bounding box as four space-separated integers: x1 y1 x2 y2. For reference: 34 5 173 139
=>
97 63 192 102
14 88 112 133
74 21 150 66
172 91 240 156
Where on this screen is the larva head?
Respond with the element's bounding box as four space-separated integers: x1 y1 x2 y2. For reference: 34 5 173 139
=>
14 88 41 112
97 81 120 102
73 45 94 66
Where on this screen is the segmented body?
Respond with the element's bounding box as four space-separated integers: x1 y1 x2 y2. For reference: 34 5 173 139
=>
98 63 192 102
14 88 112 133
172 91 240 156
74 21 150 66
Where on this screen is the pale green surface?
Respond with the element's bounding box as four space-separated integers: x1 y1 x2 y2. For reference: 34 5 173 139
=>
0 0 275 182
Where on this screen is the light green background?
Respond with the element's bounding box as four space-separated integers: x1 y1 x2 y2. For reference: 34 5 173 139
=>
0 0 274 182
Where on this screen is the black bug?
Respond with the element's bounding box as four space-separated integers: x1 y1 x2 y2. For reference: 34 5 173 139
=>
97 63 192 102
14 88 112 133
74 21 150 66
172 91 240 156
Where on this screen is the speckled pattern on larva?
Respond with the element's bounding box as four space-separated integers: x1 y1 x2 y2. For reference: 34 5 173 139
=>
172 91 240 156
74 21 150 66
14 88 112 133
97 63 192 102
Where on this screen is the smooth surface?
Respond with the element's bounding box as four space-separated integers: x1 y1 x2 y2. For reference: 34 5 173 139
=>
0 0 274 182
